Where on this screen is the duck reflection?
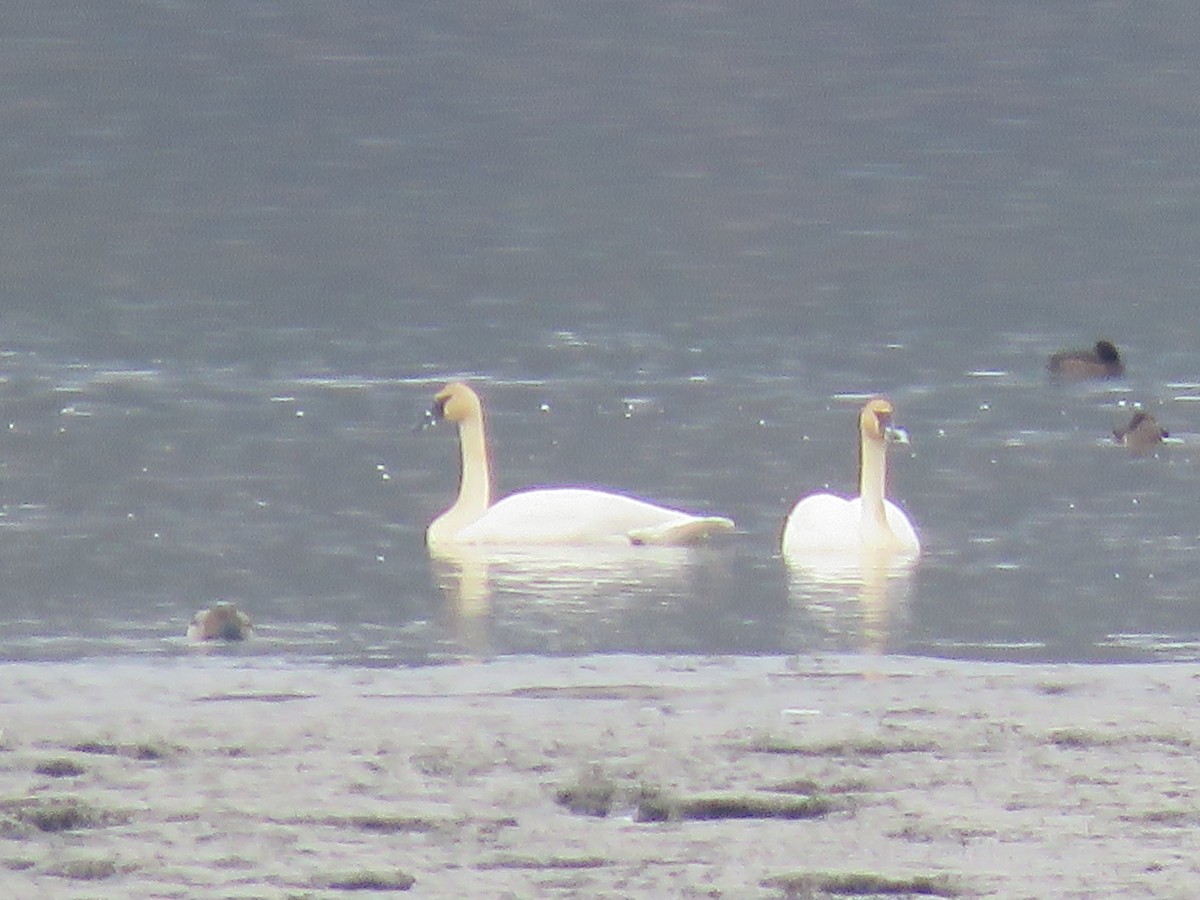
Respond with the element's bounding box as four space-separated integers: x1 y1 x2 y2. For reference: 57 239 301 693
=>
784 550 917 655
430 542 726 658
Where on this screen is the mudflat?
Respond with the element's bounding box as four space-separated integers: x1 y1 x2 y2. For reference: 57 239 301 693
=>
0 653 1197 898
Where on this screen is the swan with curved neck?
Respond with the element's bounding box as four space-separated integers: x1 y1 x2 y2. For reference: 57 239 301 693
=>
781 398 920 562
424 382 735 549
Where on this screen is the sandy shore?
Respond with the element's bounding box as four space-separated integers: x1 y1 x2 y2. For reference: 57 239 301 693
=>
0 653 1198 898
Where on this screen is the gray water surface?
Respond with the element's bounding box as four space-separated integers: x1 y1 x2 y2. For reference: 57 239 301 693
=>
3 1 1200 664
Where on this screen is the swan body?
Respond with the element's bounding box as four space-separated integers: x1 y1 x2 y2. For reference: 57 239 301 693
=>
453 488 731 545
782 398 920 562
783 495 919 556
424 382 735 549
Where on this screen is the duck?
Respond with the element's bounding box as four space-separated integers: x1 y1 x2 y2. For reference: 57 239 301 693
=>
1047 340 1125 379
423 382 735 549
187 602 252 642
1113 410 1168 454
781 397 920 562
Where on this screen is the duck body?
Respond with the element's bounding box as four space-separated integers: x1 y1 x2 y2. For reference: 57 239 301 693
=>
1113 410 1168 454
187 602 252 642
781 398 920 564
1047 340 1124 379
424 382 734 549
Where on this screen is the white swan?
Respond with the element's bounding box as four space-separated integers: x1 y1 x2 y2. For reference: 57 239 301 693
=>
781 397 920 563
423 382 735 549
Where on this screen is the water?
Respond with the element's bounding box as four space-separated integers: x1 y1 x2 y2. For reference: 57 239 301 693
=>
4 1 1200 664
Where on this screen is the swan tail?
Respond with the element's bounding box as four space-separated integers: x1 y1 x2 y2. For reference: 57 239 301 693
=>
628 516 735 546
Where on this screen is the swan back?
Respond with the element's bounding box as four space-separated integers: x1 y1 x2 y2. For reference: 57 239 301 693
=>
455 487 733 546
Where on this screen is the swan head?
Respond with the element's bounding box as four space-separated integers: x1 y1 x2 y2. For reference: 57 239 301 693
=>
425 382 484 428
860 397 908 446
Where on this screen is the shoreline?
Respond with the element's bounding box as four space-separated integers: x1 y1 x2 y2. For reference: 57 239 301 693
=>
1 653 1197 897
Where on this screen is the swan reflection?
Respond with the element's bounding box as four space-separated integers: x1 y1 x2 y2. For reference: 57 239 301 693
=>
430 542 725 657
784 549 917 655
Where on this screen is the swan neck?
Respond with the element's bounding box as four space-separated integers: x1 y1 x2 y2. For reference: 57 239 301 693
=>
859 434 889 530
455 411 492 517
428 402 491 546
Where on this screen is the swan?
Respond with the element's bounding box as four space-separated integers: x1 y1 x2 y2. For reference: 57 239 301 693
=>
781 397 920 562
423 382 735 549
1047 340 1124 379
